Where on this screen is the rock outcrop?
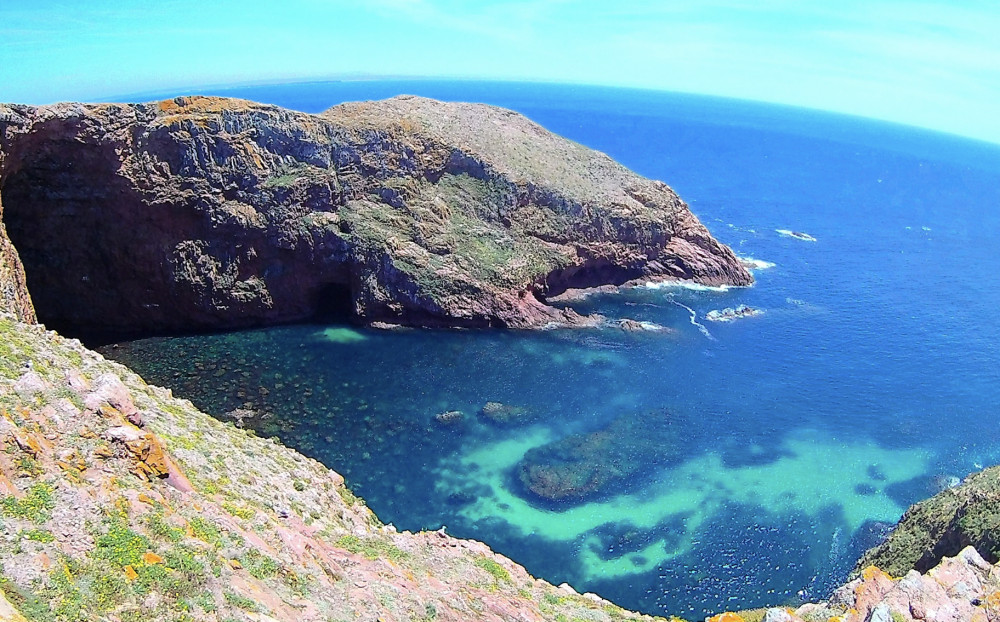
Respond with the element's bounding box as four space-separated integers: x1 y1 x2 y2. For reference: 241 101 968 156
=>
0 119 34 325
858 465 1000 577
0 95 750 336
716 546 1000 622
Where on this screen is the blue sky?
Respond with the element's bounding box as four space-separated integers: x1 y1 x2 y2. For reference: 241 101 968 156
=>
3 0 1000 143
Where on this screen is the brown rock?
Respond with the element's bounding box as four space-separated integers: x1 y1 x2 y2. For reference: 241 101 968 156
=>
105 424 191 491
0 95 750 335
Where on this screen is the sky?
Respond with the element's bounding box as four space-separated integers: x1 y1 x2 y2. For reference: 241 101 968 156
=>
3 0 1000 143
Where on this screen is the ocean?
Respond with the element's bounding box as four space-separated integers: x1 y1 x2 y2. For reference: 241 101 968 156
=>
100 80 1000 618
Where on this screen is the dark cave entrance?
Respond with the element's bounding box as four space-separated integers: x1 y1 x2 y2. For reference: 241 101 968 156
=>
313 282 355 322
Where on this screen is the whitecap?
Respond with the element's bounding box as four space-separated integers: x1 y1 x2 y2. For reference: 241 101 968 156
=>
669 299 714 340
776 229 817 242
738 256 776 270
637 281 731 293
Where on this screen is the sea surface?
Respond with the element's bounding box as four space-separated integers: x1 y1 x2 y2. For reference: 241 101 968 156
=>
100 81 1000 618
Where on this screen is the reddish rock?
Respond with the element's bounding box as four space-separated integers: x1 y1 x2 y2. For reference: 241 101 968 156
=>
0 96 750 335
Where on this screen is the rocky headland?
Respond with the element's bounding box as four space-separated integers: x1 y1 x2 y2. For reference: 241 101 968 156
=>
0 95 997 621
0 95 751 337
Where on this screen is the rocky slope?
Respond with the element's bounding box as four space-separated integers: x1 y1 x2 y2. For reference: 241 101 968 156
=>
0 314 670 622
0 95 750 336
857 464 1000 578
3 314 1000 622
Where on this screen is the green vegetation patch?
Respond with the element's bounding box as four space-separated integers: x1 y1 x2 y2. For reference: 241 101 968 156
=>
21 528 56 543
223 590 260 612
2 482 56 523
93 523 151 568
188 515 224 547
474 556 512 584
335 534 408 563
240 549 280 580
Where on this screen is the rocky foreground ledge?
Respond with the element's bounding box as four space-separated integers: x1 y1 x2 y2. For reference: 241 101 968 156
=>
0 95 750 335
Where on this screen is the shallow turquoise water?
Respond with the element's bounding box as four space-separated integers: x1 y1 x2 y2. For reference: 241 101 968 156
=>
100 81 1000 618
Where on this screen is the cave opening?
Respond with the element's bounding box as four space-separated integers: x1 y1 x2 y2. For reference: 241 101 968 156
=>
540 259 643 300
313 282 355 322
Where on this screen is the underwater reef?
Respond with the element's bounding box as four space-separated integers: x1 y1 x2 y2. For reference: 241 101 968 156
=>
517 410 679 503
0 95 750 337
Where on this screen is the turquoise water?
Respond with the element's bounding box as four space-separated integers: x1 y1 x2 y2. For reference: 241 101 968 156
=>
100 81 1000 618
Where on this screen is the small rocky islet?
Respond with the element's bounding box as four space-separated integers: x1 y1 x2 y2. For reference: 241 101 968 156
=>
0 94 996 621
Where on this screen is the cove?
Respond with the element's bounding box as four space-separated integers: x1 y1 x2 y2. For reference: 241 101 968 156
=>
97 80 1000 619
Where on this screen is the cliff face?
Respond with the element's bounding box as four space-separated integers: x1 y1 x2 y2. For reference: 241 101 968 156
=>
0 95 750 335
0 108 35 324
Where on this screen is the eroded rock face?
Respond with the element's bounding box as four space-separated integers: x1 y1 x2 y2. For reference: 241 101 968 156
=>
0 108 34 323
0 95 750 335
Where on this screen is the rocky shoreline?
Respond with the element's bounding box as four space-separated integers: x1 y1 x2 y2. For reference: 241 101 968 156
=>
0 95 997 621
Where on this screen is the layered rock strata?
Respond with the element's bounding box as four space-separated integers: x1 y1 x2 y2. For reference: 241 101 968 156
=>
0 95 750 335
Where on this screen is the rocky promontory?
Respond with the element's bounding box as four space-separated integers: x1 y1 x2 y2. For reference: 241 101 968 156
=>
2 94 1000 622
0 95 751 337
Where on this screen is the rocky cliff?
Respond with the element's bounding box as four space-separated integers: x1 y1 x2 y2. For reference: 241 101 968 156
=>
857 465 1000 578
0 95 750 336
0 107 34 324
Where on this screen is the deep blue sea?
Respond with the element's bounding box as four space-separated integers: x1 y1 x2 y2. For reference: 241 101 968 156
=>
102 81 1000 618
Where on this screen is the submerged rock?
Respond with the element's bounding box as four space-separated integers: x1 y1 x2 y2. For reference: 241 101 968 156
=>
516 410 678 503
617 318 668 332
480 401 532 425
434 409 466 426
0 95 750 336
776 229 818 242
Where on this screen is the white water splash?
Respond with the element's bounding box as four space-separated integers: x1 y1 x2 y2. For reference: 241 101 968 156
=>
670 299 714 340
738 256 776 271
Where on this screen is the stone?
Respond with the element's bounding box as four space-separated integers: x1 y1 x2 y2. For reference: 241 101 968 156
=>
762 609 795 622
479 402 531 425
86 373 144 426
433 410 465 426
